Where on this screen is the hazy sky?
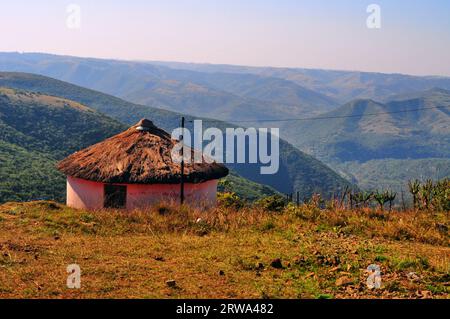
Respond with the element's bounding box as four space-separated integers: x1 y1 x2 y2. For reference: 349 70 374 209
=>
1 0 450 76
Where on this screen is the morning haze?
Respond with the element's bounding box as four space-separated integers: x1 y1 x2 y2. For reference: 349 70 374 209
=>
0 0 449 76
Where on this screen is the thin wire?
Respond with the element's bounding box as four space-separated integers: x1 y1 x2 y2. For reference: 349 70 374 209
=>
187 105 450 123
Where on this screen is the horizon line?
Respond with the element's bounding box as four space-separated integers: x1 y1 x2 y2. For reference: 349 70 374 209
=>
2 50 450 79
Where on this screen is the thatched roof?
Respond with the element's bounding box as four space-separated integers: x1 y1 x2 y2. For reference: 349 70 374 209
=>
57 119 228 184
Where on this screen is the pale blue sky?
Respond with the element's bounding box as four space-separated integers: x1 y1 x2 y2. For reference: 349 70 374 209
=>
1 0 449 76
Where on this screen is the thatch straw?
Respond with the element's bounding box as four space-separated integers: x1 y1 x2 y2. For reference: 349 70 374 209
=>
57 119 228 184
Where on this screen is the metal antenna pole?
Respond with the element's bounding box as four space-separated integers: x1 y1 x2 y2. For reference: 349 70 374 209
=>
180 116 185 205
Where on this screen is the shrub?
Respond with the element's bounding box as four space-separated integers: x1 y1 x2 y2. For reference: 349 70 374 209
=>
217 192 245 209
260 220 276 231
255 195 287 212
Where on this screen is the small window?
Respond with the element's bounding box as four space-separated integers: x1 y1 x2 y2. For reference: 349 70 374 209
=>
104 184 127 209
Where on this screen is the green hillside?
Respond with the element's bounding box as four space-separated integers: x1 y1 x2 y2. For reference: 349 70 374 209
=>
335 158 450 195
283 89 450 162
0 72 353 198
0 140 65 202
218 171 281 201
0 87 126 157
0 88 125 202
275 89 450 193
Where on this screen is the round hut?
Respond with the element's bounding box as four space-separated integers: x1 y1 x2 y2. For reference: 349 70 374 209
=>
57 119 228 210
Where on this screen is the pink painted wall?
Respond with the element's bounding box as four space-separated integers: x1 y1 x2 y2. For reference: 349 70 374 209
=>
67 176 104 210
127 179 217 209
66 176 218 210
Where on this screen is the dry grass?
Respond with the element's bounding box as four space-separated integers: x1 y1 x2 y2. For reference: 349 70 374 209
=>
0 201 448 299
288 204 449 246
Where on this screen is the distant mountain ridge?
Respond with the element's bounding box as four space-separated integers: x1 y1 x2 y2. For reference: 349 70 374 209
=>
149 60 450 103
0 52 338 122
3 52 450 106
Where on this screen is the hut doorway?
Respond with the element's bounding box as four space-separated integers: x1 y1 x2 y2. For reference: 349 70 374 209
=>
104 184 127 208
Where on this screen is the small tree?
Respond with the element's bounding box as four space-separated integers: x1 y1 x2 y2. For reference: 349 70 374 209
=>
432 178 450 211
374 190 389 211
385 191 397 211
352 191 373 208
419 179 434 210
408 179 420 209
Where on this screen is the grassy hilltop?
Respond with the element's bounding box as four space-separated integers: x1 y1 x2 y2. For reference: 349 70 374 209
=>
0 199 448 299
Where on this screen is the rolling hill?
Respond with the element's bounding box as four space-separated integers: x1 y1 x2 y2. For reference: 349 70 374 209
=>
151 61 450 103
0 52 338 120
287 88 450 162
0 87 125 202
334 158 450 194
276 89 450 194
123 68 338 118
0 73 353 200
0 87 125 157
2 52 450 118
